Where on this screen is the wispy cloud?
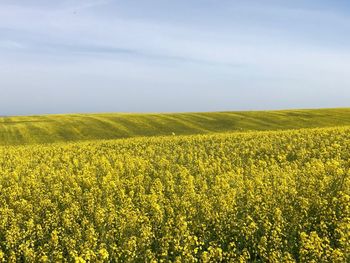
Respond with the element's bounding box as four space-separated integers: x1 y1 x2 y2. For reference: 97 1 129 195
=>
62 0 113 12
1 1 349 66
0 40 24 49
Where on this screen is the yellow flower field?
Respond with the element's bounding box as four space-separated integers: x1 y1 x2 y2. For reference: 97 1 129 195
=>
0 127 349 262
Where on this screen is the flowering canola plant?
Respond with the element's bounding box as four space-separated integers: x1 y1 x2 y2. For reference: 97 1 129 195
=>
0 127 349 262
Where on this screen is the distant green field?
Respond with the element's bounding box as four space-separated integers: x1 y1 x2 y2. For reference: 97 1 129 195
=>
1 108 350 145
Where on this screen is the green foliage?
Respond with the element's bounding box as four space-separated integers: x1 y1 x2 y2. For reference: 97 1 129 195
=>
0 126 349 261
1 108 350 145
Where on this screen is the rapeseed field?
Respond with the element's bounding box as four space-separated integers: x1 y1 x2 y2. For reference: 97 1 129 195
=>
0 126 349 262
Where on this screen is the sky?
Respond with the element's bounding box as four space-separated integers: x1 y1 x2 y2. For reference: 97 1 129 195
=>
1 0 350 115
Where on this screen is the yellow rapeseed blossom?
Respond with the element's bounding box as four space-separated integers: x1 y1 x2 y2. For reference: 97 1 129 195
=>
0 127 349 261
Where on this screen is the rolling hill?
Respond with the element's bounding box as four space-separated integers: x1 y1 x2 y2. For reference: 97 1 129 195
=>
1 108 350 145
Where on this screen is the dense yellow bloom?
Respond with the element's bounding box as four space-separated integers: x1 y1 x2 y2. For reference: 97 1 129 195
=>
0 127 349 261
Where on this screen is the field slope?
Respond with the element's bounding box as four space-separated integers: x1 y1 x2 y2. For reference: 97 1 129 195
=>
1 108 350 145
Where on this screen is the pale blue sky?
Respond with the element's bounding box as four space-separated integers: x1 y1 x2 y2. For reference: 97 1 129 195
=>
1 0 350 115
